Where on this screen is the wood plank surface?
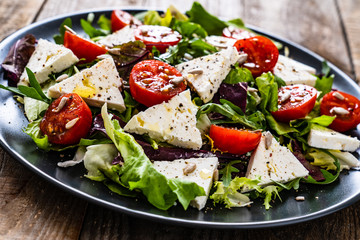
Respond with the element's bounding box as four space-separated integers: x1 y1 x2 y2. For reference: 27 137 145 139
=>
0 0 360 239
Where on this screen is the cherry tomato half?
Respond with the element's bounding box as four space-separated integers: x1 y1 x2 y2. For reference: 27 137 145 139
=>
134 25 182 53
271 85 317 122
111 10 142 32
209 125 261 155
320 91 360 132
40 93 92 145
233 36 279 77
129 60 186 107
64 31 107 63
223 26 255 39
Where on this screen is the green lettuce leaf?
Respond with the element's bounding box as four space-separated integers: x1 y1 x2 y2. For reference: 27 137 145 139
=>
210 181 252 208
144 9 173 26
255 72 279 112
53 18 72 44
262 185 281 210
186 2 227 35
23 118 50 150
101 104 205 210
223 64 254 84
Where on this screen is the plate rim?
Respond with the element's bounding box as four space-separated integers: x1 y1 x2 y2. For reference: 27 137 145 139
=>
0 8 359 229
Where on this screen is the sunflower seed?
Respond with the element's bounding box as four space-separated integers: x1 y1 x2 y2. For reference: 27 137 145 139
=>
53 97 68 113
65 117 79 129
330 107 350 115
333 92 345 100
184 53 193 60
64 25 77 34
170 76 184 85
264 132 273 150
97 54 111 60
295 196 305 201
55 74 69 82
188 68 203 75
213 169 219 182
107 48 121 55
183 163 197 175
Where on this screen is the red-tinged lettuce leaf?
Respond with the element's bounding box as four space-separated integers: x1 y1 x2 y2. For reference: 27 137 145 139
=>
2 34 36 82
218 82 248 114
291 140 325 182
109 41 150 80
91 114 248 162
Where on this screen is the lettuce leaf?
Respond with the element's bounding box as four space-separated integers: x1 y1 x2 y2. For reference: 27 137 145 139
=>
186 2 228 35
101 104 205 210
144 9 173 26
1 34 36 82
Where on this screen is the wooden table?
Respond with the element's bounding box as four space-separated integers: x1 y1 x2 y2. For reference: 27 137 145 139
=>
1 0 360 239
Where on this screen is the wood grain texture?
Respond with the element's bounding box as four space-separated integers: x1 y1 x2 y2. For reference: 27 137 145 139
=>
338 0 360 84
0 149 88 240
0 0 45 41
0 0 360 239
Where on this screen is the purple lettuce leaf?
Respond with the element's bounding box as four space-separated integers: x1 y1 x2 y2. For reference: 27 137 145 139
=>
109 41 150 80
215 82 248 113
90 114 248 163
291 140 325 182
1 34 36 82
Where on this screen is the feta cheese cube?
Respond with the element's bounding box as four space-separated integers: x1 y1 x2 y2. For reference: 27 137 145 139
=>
48 58 125 112
273 55 317 86
307 126 360 152
246 132 309 185
124 90 202 149
98 26 135 47
153 157 219 210
176 47 240 103
19 39 79 86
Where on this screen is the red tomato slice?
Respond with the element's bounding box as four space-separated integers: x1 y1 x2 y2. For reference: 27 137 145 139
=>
271 85 317 122
134 25 182 53
40 93 92 145
233 36 279 77
129 60 186 107
320 91 360 132
111 10 142 32
64 31 107 63
209 125 261 155
223 26 255 39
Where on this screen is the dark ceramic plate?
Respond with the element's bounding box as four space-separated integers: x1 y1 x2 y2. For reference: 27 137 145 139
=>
1 9 360 229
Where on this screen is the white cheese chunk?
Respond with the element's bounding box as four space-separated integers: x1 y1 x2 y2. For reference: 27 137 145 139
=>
205 36 237 50
307 126 360 152
176 47 240 103
246 132 309 185
98 26 135 47
48 58 125 112
19 39 79 86
153 157 219 210
273 55 317 86
124 90 202 149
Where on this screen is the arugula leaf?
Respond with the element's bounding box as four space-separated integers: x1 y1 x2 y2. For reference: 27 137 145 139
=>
1 68 51 104
80 19 108 39
53 18 72 44
197 101 261 129
26 68 51 102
